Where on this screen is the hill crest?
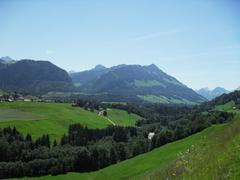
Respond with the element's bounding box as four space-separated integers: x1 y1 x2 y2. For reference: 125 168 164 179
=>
0 59 73 94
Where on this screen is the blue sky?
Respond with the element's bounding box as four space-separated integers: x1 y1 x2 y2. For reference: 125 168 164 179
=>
0 0 239 90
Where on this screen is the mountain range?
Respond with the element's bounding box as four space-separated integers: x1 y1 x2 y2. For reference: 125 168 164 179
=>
196 87 230 100
70 64 206 104
0 57 208 104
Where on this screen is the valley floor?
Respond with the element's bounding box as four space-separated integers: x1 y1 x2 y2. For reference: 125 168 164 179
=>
0 102 141 141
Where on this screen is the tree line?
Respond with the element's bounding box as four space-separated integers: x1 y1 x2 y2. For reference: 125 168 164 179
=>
0 101 235 178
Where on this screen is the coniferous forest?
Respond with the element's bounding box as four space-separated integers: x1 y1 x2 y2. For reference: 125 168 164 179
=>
0 100 234 179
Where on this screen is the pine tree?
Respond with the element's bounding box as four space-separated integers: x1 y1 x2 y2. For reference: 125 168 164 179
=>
26 133 32 142
53 139 58 147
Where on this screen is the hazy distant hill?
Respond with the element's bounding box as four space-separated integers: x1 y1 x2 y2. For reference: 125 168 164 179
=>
196 87 229 100
0 59 73 94
0 56 16 64
72 64 205 104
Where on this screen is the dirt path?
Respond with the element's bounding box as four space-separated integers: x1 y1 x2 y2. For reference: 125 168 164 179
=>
103 116 116 126
98 110 116 126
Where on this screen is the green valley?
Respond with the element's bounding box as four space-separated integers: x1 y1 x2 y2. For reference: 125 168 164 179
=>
20 107 240 180
1 2 239 179
0 102 141 141
18 124 221 179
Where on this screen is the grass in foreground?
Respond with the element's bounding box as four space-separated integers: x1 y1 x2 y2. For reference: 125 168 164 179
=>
144 105 240 180
20 123 223 180
156 113 240 180
0 102 140 141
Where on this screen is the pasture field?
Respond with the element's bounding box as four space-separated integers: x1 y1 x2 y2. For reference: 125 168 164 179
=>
215 100 240 114
137 95 196 105
0 102 141 141
0 109 43 121
107 109 140 127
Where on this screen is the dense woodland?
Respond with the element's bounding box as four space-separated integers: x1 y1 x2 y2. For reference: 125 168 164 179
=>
0 97 235 178
0 60 74 95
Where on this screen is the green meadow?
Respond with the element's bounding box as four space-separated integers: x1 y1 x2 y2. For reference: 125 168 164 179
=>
18 103 240 180
20 121 223 180
137 95 196 105
146 103 240 179
107 109 140 127
0 102 141 141
158 113 240 179
215 100 239 113
0 109 44 121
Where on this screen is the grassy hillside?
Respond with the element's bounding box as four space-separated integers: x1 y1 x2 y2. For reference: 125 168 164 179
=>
137 95 197 105
19 104 240 180
146 103 240 179
215 100 238 113
0 102 141 140
20 123 223 180
106 109 140 127
158 115 240 179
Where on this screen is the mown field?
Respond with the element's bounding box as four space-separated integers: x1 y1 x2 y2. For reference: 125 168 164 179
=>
18 102 240 180
106 109 140 127
0 102 141 141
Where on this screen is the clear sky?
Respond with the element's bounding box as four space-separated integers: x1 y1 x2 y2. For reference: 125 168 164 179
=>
0 0 239 90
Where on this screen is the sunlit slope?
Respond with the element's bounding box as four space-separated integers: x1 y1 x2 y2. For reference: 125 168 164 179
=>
21 123 222 180
106 109 141 127
21 103 240 180
145 103 240 179
0 102 141 140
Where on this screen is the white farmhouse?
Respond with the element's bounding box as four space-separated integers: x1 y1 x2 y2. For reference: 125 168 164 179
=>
148 132 155 140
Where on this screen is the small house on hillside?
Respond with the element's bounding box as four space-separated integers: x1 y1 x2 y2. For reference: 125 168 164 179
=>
148 132 155 140
7 98 14 102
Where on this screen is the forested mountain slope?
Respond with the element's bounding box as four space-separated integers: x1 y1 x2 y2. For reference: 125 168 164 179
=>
71 64 205 104
0 59 73 94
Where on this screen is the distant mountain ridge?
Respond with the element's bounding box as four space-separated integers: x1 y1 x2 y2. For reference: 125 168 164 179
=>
70 64 109 86
0 59 73 94
71 64 206 104
0 57 207 104
196 87 230 100
0 56 17 64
